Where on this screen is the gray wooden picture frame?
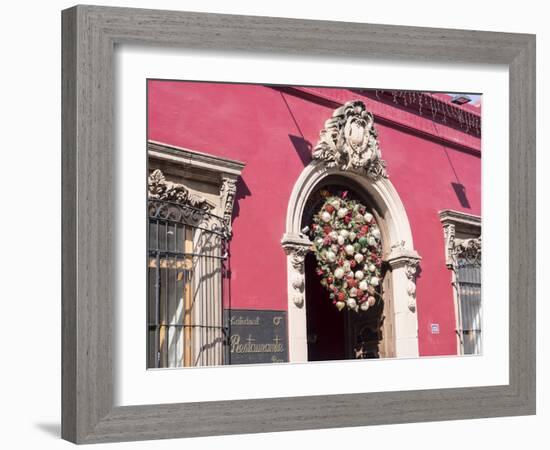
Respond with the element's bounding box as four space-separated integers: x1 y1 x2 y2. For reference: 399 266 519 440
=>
61 4 536 444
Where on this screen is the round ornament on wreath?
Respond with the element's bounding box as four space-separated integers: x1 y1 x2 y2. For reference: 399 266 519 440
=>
309 191 383 312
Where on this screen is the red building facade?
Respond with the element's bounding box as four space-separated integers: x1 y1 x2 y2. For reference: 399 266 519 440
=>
147 81 481 366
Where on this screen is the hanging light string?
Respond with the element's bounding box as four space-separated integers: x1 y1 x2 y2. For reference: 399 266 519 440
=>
360 89 481 137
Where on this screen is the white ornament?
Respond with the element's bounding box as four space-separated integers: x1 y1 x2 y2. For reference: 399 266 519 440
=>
337 235 345 245
337 208 348 218
343 261 351 272
368 264 376 272
349 231 357 242
321 211 332 222
368 296 376 306
364 212 373 222
354 253 364 263
339 229 349 238
345 245 355 255
346 298 357 309
334 268 345 279
326 251 336 262
371 228 381 240
370 276 380 286
329 231 338 241
367 236 377 246
335 301 346 311
331 244 338 252
349 287 358 297
355 270 365 280
316 238 324 245
360 302 370 311
347 271 355 278
359 280 369 291
331 199 341 209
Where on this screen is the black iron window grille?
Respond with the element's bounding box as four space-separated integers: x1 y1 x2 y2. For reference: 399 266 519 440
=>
453 241 482 355
147 199 229 368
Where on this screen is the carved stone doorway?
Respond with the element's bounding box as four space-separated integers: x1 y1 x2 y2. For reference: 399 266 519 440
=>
282 164 421 362
282 101 421 362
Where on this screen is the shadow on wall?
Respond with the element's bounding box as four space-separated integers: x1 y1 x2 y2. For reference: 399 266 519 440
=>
289 134 312 167
231 177 252 222
451 182 471 209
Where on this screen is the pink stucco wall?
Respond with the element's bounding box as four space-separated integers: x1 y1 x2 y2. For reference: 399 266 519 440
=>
147 80 481 357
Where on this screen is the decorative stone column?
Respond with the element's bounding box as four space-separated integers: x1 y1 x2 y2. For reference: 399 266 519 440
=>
281 232 312 363
386 241 421 358
220 176 239 237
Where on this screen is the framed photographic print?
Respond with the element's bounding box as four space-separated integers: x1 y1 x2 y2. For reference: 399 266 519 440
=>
62 5 536 444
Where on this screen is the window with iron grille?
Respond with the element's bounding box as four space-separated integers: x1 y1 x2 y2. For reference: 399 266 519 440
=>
439 210 482 356
147 170 230 368
455 252 482 355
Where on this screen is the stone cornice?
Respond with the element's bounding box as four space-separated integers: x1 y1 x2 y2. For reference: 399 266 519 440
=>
148 141 246 238
439 209 482 228
148 140 246 177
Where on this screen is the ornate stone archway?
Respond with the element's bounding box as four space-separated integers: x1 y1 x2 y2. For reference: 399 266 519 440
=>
281 101 421 362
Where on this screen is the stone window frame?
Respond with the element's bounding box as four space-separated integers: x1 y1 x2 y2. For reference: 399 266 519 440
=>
439 209 482 355
147 140 245 367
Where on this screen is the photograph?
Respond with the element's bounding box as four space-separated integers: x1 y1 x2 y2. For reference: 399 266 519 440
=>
146 81 482 368
1 0 541 446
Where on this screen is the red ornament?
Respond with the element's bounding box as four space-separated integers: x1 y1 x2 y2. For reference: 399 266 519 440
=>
325 204 335 213
356 289 364 298
337 292 346 301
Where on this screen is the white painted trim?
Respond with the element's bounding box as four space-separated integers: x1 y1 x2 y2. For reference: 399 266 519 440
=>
282 161 421 361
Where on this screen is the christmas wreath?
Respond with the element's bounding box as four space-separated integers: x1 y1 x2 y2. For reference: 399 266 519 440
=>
306 190 383 312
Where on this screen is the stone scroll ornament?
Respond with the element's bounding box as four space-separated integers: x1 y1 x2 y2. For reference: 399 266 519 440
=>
312 100 387 180
306 190 384 313
148 169 215 210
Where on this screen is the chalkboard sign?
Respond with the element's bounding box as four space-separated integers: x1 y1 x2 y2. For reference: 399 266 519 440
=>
225 309 288 365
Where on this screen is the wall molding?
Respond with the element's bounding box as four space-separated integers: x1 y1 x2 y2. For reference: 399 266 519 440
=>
439 209 481 267
148 140 245 234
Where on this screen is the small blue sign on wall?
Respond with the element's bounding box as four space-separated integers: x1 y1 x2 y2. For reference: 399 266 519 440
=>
431 323 440 334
